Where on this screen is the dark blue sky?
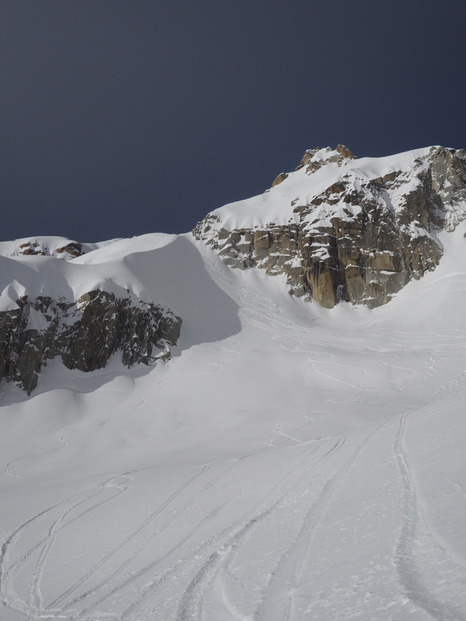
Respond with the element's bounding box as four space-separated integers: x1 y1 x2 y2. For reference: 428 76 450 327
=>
1 1 465 242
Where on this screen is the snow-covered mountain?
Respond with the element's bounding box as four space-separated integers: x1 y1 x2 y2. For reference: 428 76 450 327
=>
1 146 466 620
195 145 466 307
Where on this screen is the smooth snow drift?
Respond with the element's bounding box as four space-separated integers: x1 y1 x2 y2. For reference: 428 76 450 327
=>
1 225 466 620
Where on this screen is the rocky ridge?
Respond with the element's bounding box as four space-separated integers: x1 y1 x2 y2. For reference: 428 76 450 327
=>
193 145 466 308
0 290 182 394
2 144 466 394
0 238 86 260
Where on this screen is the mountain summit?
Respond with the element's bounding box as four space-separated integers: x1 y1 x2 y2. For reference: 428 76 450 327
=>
194 145 466 308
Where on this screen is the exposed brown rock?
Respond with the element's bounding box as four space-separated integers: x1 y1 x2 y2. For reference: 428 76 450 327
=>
193 145 466 309
271 172 288 187
0 291 182 394
19 242 45 256
55 242 83 258
335 144 355 159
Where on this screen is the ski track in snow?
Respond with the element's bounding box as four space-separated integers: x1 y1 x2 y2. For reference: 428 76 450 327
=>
175 437 347 621
443 475 466 500
61 462 236 618
3 410 112 482
0 480 127 620
2 246 466 620
46 465 218 614
254 424 384 621
175 504 278 621
394 413 466 621
1 455 255 620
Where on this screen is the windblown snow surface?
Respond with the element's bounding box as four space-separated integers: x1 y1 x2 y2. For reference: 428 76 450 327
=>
1 224 466 620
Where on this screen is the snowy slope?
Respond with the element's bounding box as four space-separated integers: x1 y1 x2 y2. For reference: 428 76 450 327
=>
1 206 466 617
202 146 434 230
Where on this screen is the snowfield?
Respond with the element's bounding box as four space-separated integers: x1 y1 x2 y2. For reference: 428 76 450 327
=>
1 224 466 620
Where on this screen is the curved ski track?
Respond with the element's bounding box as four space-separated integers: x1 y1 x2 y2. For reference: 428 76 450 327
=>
394 413 466 620
2 250 466 619
175 437 347 621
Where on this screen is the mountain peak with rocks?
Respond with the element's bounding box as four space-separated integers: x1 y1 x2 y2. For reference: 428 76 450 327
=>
2 145 466 392
193 145 466 308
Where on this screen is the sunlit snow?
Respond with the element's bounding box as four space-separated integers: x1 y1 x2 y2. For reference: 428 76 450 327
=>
1 220 466 620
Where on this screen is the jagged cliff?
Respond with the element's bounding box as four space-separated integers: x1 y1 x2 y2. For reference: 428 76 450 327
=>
193 145 466 308
0 290 181 395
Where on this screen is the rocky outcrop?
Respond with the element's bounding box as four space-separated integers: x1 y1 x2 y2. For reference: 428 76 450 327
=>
295 144 356 173
193 145 466 308
7 240 84 259
55 242 83 258
271 172 288 187
0 291 182 394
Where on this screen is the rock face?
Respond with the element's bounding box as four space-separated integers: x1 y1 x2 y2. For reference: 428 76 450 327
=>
193 145 466 308
0 291 182 394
